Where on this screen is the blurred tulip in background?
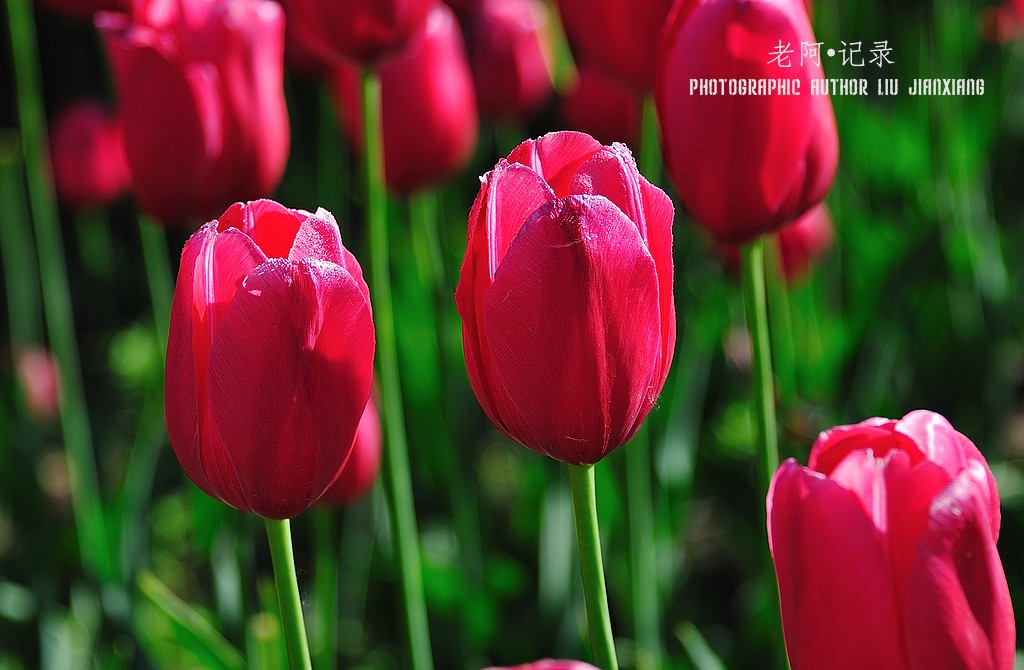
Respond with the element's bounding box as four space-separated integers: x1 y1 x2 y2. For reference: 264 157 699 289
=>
48 100 131 208
769 410 1015 669
656 0 838 244
560 66 641 147
464 0 554 120
14 347 61 423
555 0 673 91
164 200 375 519
35 0 126 19
719 204 834 284
316 394 382 507
96 0 290 225
456 131 674 465
331 2 478 194
484 661 600 670
283 0 433 66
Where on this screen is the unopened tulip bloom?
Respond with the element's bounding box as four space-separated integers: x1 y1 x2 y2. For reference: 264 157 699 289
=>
283 0 432 66
49 100 131 208
769 410 1015 670
331 2 478 194
484 661 599 670
556 0 673 91
456 131 674 465
465 0 554 119
560 66 641 147
317 395 382 506
656 0 838 244
96 0 290 225
165 200 375 519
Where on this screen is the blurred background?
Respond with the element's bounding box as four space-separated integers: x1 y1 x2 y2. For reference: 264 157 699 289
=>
1 0 1023 667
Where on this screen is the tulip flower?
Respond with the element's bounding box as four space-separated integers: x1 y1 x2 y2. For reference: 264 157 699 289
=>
48 100 131 208
656 0 838 245
560 66 641 147
164 200 375 519
484 661 599 670
981 0 1024 42
96 0 290 225
768 410 1015 670
719 203 834 284
556 0 673 91
317 395 382 506
465 0 554 120
330 2 478 194
283 0 433 67
456 131 675 465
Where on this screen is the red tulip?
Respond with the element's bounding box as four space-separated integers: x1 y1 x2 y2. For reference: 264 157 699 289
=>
96 0 290 225
556 0 673 91
456 131 675 465
981 0 1024 42
317 394 382 506
165 200 375 519
283 0 433 67
330 2 478 194
484 661 599 670
656 0 838 245
560 66 641 147
719 203 834 284
49 100 131 208
465 0 554 120
768 410 1015 670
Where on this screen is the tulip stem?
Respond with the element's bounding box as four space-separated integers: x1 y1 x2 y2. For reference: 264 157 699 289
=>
741 238 779 491
264 518 313 670
567 463 619 670
138 215 173 356
360 68 435 670
5 0 114 582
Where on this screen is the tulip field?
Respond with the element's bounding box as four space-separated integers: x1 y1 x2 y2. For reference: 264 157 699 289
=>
2 0 1024 668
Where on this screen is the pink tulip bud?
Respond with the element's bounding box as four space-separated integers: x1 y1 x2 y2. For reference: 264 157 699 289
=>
768 410 1015 669
283 0 433 67
484 661 600 670
15 347 61 423
96 0 290 225
560 66 641 147
456 131 675 465
316 394 382 507
49 100 131 209
164 200 375 519
330 2 478 194
465 0 554 120
556 0 673 91
656 0 838 245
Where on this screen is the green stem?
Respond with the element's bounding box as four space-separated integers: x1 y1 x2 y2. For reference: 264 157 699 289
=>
638 96 661 185
138 214 173 356
0 131 42 347
5 0 114 581
360 68 434 670
741 239 779 491
312 510 339 670
764 236 796 411
567 464 619 670
264 518 312 670
625 431 660 670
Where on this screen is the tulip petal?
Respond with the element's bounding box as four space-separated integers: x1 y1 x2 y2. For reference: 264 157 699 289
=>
481 194 661 464
895 410 1001 537
568 145 676 386
768 459 906 670
457 162 555 433
904 463 1015 670
207 257 374 518
508 131 603 196
165 223 266 507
